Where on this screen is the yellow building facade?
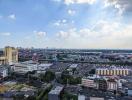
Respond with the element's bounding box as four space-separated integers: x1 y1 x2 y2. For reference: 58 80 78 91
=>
96 68 129 76
0 46 18 65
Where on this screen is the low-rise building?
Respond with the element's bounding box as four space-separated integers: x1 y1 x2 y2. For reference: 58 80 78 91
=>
96 66 129 76
37 63 52 74
78 95 85 100
0 66 8 79
48 86 64 100
90 97 104 100
107 78 118 91
69 64 78 69
96 78 107 91
13 61 37 73
82 78 96 88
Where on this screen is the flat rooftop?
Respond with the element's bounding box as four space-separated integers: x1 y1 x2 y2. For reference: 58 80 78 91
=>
49 86 64 95
38 64 52 67
69 64 78 68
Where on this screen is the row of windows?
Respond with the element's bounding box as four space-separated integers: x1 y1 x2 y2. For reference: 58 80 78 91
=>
96 70 129 75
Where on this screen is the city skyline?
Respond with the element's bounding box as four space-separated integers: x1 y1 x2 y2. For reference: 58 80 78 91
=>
0 0 132 49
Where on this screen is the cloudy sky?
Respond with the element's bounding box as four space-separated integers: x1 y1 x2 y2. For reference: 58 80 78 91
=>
0 0 132 49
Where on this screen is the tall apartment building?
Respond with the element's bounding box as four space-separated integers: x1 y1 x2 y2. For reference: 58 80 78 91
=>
0 46 18 65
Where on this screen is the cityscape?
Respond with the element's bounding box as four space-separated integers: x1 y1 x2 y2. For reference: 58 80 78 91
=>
0 0 132 100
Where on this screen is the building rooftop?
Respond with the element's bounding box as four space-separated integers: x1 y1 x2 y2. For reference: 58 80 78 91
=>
78 95 85 100
90 97 104 100
96 66 129 70
49 86 64 95
38 64 52 67
69 64 78 68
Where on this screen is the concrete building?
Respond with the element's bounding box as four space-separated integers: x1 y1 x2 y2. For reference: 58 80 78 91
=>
82 78 96 88
5 46 18 65
48 86 64 100
90 97 104 100
69 64 78 69
96 66 129 76
0 66 8 79
96 79 107 91
128 89 132 96
107 79 118 91
0 46 18 65
78 95 85 100
13 61 37 73
0 56 6 65
37 63 52 74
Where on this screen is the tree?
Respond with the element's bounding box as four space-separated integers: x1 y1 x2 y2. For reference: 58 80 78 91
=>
59 71 81 85
40 71 55 83
62 91 78 100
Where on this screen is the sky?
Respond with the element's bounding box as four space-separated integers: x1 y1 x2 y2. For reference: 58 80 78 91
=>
0 0 132 49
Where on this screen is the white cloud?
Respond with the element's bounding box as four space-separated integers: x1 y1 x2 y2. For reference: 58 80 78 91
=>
104 0 132 16
34 31 46 37
0 32 11 36
56 31 70 39
57 28 79 39
54 19 67 26
64 0 96 5
68 9 76 15
8 14 16 20
55 20 132 49
62 19 67 23
54 22 60 26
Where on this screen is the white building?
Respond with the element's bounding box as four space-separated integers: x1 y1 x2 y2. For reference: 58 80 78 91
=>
69 64 78 69
13 61 37 73
118 80 122 89
78 95 85 100
107 79 118 91
37 64 52 73
48 86 64 100
0 66 8 79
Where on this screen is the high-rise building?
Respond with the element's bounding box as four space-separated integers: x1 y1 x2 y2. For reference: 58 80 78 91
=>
4 46 18 65
0 46 18 65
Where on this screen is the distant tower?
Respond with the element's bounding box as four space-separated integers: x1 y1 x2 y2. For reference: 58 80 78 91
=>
4 46 18 65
